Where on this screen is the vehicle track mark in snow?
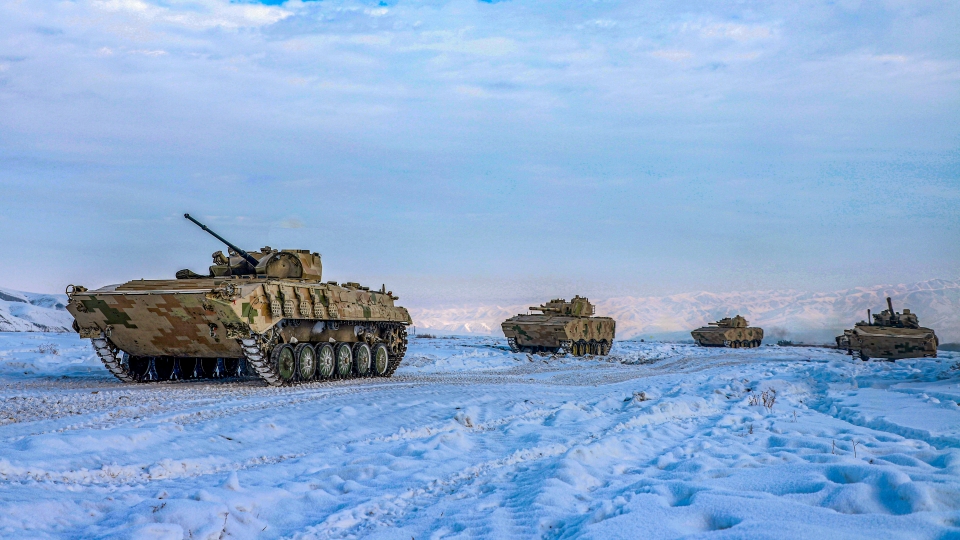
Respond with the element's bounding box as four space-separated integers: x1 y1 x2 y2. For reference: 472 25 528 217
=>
0 452 307 486
3 334 959 539
289 393 727 539
0 379 432 440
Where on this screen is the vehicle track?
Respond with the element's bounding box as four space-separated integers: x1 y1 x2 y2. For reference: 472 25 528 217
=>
289 390 729 539
0 378 432 440
0 401 570 489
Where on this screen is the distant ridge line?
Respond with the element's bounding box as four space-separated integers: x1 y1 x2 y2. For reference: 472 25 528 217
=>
409 278 960 343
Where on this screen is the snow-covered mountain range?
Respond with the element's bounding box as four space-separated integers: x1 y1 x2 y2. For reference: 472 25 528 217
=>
0 288 74 333
4 279 958 343
409 278 960 344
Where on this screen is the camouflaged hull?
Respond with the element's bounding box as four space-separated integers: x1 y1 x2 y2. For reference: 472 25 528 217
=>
835 298 938 361
690 326 763 347
501 297 615 356
691 316 763 348
837 325 937 360
67 218 412 386
68 279 411 358
67 277 412 386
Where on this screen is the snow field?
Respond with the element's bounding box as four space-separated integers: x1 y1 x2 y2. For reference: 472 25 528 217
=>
0 332 959 538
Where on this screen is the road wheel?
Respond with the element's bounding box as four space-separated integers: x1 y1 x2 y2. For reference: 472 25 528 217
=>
354 343 372 376
599 340 610 355
225 358 241 377
128 356 151 381
372 343 389 376
179 358 198 379
315 343 335 379
274 344 296 383
295 343 317 381
335 343 353 378
859 351 870 361
155 358 175 380
588 340 598 355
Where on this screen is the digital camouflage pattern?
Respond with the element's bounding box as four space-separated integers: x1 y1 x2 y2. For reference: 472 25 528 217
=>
691 315 764 348
66 215 411 386
501 296 616 356
836 297 938 361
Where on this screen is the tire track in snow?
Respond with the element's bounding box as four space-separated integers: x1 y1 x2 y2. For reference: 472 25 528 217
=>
288 393 728 539
0 378 434 440
0 404 566 489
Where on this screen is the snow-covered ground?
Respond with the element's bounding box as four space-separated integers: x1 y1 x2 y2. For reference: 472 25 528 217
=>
1 332 960 539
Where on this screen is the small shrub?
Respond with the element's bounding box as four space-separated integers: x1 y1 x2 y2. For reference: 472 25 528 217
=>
762 389 777 411
747 389 776 411
414 333 437 339
37 343 60 355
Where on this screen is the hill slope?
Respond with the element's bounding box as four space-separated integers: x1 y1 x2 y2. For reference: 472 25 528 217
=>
0 288 74 333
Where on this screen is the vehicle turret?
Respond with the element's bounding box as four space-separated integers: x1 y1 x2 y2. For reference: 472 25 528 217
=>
836 297 936 360
869 297 920 329
709 315 748 328
178 215 323 281
530 296 596 317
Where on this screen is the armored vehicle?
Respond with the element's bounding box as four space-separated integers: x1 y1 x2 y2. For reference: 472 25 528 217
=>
836 297 938 361
501 296 616 356
65 214 412 386
691 315 763 348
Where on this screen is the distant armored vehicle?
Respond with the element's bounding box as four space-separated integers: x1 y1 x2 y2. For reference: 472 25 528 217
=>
65 214 411 386
836 297 938 361
501 296 616 356
691 315 763 348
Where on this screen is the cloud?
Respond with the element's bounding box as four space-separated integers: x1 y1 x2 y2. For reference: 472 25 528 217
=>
91 0 292 30
280 218 305 229
650 49 693 61
1 0 958 299
698 23 773 41
129 49 167 56
873 54 908 63
401 33 517 56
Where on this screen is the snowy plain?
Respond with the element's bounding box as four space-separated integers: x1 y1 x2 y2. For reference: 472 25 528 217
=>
1 333 960 539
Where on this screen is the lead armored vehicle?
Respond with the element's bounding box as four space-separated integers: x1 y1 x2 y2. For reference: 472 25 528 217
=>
836 297 938 361
65 214 412 386
691 315 763 348
501 296 616 355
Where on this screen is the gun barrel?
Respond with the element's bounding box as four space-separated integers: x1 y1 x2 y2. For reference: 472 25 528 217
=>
886 297 894 315
184 214 259 267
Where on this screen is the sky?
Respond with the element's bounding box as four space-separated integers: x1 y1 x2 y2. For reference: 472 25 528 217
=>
1 0 958 307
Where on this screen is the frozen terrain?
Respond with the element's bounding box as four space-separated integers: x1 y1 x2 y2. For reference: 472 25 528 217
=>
1 332 960 539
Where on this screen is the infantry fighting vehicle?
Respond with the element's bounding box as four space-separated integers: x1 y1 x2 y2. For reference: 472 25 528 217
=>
65 214 412 386
501 296 616 356
691 315 763 348
836 297 938 361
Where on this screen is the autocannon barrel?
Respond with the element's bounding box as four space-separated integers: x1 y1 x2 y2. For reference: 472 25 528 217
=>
886 297 894 315
184 214 259 267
